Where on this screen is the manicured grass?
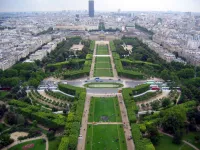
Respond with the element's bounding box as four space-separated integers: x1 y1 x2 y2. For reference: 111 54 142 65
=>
183 132 200 149
94 69 113 77
85 124 127 150
94 57 113 76
89 97 121 122
96 57 110 62
96 45 109 55
155 134 194 150
9 139 46 150
95 62 111 69
84 83 123 88
49 137 62 150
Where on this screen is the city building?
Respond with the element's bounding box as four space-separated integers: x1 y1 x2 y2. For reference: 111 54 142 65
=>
89 0 94 17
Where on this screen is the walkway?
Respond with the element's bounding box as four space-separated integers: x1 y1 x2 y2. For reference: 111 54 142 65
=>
117 93 135 150
2 134 48 150
89 42 97 78
77 94 91 150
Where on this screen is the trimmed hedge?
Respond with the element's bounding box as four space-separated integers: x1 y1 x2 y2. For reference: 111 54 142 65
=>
58 137 69 150
132 84 150 95
46 59 85 71
131 124 155 150
122 87 155 150
58 85 86 150
62 57 92 79
8 100 66 128
114 59 144 79
134 91 161 102
121 59 161 69
58 84 85 96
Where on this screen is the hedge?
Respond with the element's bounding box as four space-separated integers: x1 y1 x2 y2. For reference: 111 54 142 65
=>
121 59 161 69
114 59 144 79
58 85 86 150
134 91 161 102
131 124 155 150
132 84 150 95
46 59 85 71
58 137 69 150
8 100 66 128
58 84 85 96
122 88 155 150
62 57 92 79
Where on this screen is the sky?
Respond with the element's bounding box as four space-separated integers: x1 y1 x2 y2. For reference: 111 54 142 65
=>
0 0 200 12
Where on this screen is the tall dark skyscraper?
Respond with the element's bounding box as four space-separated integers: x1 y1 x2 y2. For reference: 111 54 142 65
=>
89 0 94 17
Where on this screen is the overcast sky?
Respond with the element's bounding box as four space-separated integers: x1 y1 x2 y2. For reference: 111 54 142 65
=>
0 0 200 12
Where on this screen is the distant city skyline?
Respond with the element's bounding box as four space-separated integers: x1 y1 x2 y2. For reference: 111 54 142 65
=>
0 0 200 12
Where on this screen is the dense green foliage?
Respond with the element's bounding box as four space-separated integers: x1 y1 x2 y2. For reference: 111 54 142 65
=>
58 85 86 150
8 100 66 128
0 63 46 88
131 124 155 150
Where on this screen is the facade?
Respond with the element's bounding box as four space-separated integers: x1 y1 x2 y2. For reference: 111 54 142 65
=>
89 0 94 17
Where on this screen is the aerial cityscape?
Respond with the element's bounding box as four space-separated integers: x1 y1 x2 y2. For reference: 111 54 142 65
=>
0 0 200 150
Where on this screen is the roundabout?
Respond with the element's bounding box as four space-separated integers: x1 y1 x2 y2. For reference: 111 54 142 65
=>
84 82 124 88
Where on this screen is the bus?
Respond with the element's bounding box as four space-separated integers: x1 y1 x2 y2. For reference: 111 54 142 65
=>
146 80 155 84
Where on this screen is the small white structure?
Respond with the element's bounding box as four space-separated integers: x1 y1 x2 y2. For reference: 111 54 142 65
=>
122 43 133 54
70 44 84 51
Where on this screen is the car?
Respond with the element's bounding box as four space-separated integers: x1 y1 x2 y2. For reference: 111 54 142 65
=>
118 79 121 81
85 80 88 82
109 79 112 80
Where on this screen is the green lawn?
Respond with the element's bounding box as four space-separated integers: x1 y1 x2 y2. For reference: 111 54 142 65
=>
89 97 121 122
155 134 194 150
94 69 113 77
183 132 200 149
95 62 111 69
96 45 109 55
84 83 123 88
85 124 127 150
96 57 110 62
9 139 46 150
49 137 62 150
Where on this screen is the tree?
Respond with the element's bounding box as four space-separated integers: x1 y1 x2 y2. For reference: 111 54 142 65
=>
177 68 195 79
68 135 77 150
0 104 7 119
162 98 171 108
161 69 170 81
147 125 160 145
5 112 17 125
0 134 14 149
47 131 55 141
172 130 182 144
151 101 160 111
28 78 40 88
161 108 186 134
32 120 37 127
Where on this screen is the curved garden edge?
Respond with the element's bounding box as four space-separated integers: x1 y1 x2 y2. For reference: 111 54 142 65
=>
159 130 200 150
